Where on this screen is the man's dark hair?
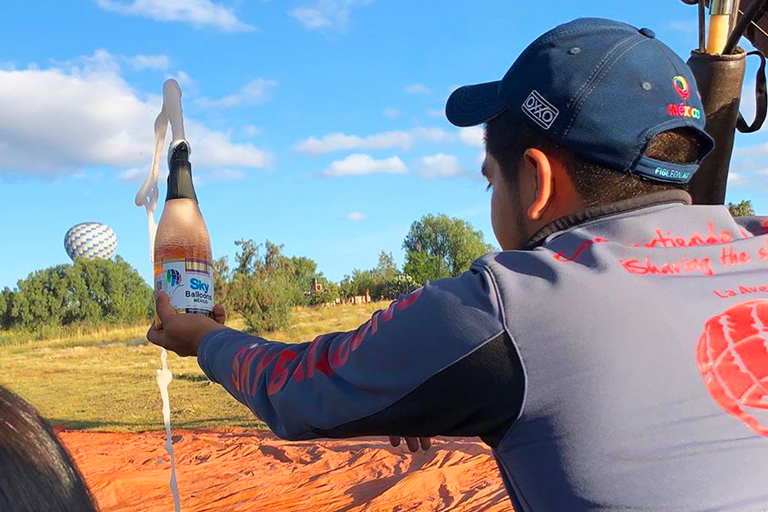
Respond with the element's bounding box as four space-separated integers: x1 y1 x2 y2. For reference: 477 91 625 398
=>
0 385 98 512
484 110 704 208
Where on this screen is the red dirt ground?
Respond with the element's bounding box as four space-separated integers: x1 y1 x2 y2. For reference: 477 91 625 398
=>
59 429 514 512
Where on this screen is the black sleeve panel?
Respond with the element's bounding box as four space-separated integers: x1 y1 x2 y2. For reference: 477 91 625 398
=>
312 331 524 447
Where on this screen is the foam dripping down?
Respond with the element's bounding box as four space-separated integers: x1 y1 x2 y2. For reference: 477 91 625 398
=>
136 78 186 512
157 348 181 512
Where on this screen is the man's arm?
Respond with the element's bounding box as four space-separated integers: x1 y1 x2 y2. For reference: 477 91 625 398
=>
158 265 524 445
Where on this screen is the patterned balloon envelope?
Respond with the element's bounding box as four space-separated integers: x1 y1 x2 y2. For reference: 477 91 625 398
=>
64 222 118 261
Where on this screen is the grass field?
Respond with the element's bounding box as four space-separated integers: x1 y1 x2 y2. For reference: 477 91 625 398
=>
0 302 389 432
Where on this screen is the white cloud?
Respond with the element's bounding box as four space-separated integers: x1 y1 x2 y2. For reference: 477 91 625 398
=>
197 78 277 108
290 0 373 30
405 83 431 94
459 126 484 147
0 51 271 178
733 143 768 158
94 0 254 32
383 108 401 119
174 70 194 86
416 153 469 178
346 211 367 221
323 154 407 177
739 80 757 123
186 120 271 169
728 172 747 188
242 125 261 137
426 109 444 118
296 127 452 155
125 54 170 70
119 167 146 183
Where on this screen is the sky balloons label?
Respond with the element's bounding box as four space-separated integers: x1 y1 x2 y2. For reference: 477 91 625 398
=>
155 258 214 315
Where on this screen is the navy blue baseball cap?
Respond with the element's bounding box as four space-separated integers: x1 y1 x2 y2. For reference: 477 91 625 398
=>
446 18 715 184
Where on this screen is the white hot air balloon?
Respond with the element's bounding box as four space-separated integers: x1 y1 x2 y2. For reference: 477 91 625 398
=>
64 222 118 261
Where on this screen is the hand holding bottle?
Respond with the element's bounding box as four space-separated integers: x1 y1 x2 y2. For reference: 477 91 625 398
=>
148 291 227 357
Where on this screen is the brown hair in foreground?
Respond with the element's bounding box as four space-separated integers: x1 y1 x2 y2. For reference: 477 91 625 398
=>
484 110 705 208
0 385 98 512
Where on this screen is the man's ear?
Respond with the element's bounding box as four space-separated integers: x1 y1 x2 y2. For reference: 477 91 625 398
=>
523 148 554 221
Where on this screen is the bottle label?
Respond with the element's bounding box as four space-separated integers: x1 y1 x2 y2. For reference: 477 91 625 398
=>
155 258 214 315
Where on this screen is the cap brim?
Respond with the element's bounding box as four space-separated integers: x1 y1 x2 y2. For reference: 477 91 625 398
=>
445 81 506 127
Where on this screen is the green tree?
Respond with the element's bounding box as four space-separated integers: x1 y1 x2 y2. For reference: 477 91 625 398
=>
0 288 13 330
403 214 495 284
727 199 755 217
381 274 420 300
372 251 399 282
212 256 230 308
227 239 328 333
6 257 153 330
234 239 260 276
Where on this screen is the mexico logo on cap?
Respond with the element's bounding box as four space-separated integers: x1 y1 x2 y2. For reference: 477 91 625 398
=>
673 75 690 101
668 75 701 119
696 300 768 437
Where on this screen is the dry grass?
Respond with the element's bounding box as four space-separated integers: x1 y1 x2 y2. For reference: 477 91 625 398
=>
0 302 389 432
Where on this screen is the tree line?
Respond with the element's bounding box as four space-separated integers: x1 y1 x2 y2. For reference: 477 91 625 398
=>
0 214 495 336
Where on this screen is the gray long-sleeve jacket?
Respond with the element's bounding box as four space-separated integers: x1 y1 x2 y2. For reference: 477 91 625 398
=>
199 190 768 511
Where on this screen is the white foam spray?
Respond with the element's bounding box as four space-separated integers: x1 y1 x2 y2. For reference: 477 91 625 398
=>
136 78 186 512
156 349 181 512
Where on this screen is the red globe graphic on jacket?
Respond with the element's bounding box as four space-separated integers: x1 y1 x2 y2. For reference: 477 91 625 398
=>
697 300 768 437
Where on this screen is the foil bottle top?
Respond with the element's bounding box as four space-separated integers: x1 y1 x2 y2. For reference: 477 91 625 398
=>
166 140 198 203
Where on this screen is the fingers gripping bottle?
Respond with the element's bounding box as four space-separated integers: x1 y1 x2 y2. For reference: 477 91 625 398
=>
154 140 214 325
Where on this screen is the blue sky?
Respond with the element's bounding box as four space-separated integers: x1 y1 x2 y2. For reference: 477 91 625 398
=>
1 0 766 289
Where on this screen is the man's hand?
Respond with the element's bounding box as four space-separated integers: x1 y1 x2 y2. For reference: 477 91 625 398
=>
389 436 432 452
147 291 228 357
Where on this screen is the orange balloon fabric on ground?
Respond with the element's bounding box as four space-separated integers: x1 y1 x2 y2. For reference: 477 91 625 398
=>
59 429 513 512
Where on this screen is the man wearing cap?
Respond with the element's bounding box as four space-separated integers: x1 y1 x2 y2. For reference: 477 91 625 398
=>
149 18 768 511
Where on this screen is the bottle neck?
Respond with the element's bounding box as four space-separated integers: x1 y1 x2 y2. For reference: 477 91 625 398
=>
166 140 198 202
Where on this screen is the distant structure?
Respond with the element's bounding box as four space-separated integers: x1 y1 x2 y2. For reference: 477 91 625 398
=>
64 222 117 261
349 291 372 305
308 277 373 307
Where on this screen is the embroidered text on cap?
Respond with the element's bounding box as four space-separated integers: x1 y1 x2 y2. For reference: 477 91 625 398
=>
522 90 559 130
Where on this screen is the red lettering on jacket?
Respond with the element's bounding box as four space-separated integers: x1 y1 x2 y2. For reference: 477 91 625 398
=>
644 223 733 249
312 343 334 378
396 287 424 310
720 246 752 267
236 287 426 397
305 335 326 379
620 256 714 276
554 238 610 263
331 333 352 368
230 346 249 392
350 322 372 351
292 360 306 382
380 302 396 324
267 349 299 395
759 238 768 261
251 352 278 396
240 347 263 395
713 284 768 299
